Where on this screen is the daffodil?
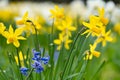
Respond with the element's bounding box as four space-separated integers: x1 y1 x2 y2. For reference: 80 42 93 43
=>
84 43 100 60
114 23 120 35
16 12 42 36
96 29 113 47
3 25 26 47
15 51 26 67
98 8 109 25
57 16 76 37
82 15 102 37
54 33 72 50
50 5 64 20
16 12 28 25
0 23 6 35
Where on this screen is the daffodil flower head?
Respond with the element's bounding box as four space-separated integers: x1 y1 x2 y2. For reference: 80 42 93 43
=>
89 44 100 58
97 29 113 47
16 11 28 25
98 8 109 25
50 5 64 20
82 16 102 37
3 25 26 47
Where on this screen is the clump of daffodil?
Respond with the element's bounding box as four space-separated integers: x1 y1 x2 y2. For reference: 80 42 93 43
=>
54 16 76 50
15 51 26 67
83 7 112 60
0 23 6 35
3 25 26 47
16 12 43 36
114 23 120 35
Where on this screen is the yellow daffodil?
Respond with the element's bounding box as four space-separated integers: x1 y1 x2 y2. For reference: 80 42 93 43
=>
82 16 102 37
84 51 93 60
57 16 76 37
3 25 26 47
97 29 113 47
54 33 72 50
89 44 100 58
16 12 28 25
50 5 64 20
0 23 6 35
15 51 26 67
16 12 42 36
114 23 120 35
54 33 63 50
98 8 109 25
84 43 100 60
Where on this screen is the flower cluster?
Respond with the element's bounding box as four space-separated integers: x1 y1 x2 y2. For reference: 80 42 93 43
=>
20 49 50 75
31 49 50 73
83 8 113 60
16 12 42 36
50 5 76 50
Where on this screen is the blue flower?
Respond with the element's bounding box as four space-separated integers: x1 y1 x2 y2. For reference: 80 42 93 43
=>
32 61 44 73
41 56 50 64
20 67 28 76
32 49 41 61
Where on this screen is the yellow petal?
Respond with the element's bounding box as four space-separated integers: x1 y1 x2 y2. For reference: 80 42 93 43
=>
15 28 23 36
13 40 20 47
9 25 14 34
69 26 76 31
7 39 10 44
93 51 100 58
15 56 19 65
19 51 24 60
17 36 26 40
54 39 61 45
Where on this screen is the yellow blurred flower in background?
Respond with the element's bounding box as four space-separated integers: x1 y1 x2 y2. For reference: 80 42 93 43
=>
16 12 28 25
15 51 26 67
114 23 120 35
98 8 109 25
50 5 64 20
0 23 6 35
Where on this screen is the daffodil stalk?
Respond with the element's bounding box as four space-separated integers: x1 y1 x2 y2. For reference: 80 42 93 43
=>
61 27 85 79
26 20 40 51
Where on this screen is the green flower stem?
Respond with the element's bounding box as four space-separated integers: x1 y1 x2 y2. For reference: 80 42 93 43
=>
49 19 55 80
61 27 85 79
25 68 34 80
